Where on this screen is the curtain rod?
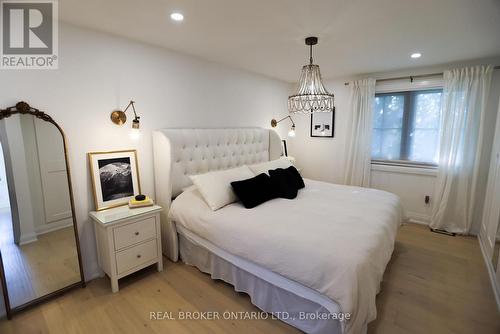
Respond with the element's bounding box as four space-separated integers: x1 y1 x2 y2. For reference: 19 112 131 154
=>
343 65 500 86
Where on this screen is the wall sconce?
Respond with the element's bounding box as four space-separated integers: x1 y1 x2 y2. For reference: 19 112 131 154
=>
271 115 296 137
110 100 141 139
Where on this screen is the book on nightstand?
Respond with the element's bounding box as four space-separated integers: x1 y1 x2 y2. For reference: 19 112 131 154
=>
128 195 154 208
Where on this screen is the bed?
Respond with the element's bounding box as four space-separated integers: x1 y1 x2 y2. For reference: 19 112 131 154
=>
153 128 403 334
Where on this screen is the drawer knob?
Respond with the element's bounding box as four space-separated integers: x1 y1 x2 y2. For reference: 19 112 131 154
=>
137 254 141 259
134 232 139 236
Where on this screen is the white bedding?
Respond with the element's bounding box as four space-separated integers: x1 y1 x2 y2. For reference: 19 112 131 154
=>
169 179 403 334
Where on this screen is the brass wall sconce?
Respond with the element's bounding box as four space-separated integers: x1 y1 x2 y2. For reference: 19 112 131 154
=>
271 115 296 137
110 100 141 139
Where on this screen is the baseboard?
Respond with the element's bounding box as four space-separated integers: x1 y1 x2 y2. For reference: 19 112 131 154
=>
19 232 37 245
84 270 103 282
84 261 105 283
18 220 73 245
35 219 73 236
406 211 430 225
408 218 428 226
478 235 500 313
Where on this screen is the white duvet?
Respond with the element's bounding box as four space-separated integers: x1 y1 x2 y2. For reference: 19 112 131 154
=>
169 179 403 334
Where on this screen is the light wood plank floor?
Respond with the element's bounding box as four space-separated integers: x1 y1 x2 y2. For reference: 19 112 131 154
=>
0 223 499 333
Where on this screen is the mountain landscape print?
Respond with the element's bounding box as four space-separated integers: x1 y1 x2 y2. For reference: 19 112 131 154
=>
98 157 134 201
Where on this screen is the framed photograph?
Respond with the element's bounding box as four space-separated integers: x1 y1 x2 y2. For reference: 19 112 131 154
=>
88 150 141 211
310 109 335 137
281 140 288 157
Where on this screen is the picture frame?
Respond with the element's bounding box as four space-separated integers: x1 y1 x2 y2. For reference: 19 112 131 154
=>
88 150 141 211
310 108 335 137
281 139 288 157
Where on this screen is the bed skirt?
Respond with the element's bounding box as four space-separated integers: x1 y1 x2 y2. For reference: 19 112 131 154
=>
178 229 343 334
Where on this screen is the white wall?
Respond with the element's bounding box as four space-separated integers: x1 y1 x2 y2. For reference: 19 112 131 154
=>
283 61 500 230
283 79 351 184
478 93 500 310
0 23 289 280
479 93 500 260
370 165 435 223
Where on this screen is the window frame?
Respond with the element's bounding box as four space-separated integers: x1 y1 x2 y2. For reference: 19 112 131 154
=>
371 88 442 168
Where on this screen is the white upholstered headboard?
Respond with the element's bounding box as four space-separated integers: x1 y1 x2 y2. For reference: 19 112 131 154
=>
152 128 282 260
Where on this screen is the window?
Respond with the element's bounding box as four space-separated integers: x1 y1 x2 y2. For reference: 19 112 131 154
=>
372 89 442 165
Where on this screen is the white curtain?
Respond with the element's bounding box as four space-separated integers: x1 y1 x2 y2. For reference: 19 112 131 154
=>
430 65 493 233
344 78 376 187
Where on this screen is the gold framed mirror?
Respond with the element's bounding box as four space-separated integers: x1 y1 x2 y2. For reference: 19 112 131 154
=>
0 102 85 319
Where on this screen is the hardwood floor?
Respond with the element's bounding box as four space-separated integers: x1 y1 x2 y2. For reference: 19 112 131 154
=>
369 224 500 334
0 223 499 333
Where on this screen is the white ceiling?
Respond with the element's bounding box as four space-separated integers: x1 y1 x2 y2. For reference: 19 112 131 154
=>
60 0 500 82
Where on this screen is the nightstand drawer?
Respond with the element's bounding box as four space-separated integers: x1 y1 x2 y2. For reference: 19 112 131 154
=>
116 239 158 274
113 217 156 250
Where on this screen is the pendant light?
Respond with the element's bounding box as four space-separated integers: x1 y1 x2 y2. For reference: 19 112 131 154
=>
288 37 334 114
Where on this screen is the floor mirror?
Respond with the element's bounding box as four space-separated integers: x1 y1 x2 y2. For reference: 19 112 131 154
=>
0 102 84 319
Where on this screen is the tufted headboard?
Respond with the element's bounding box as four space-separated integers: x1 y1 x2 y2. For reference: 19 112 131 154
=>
152 128 282 260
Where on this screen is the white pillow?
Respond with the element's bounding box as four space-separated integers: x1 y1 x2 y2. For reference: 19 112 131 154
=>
181 185 197 193
189 166 254 210
248 157 293 175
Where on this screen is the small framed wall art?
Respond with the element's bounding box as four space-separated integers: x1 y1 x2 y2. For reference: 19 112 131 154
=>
281 140 288 157
310 109 335 137
88 150 141 210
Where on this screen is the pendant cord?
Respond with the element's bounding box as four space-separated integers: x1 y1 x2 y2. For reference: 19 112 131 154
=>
309 44 313 65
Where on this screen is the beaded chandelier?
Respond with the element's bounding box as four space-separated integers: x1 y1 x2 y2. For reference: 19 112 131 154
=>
288 37 334 114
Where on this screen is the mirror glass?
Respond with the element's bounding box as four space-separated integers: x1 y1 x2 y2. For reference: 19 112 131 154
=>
0 114 81 309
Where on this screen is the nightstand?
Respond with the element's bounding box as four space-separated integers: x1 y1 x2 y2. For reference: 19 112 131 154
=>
286 156 302 173
90 205 163 292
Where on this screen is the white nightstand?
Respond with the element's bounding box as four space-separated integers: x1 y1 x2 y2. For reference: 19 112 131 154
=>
286 156 296 164
90 205 163 293
286 156 302 173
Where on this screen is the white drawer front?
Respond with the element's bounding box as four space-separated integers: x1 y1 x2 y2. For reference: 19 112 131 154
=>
113 217 156 250
116 239 158 274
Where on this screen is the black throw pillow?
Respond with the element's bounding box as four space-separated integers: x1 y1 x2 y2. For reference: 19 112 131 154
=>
268 168 298 199
286 166 305 189
231 173 277 209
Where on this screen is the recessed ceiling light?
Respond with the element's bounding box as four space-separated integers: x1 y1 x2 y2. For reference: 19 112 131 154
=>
411 52 422 59
170 12 184 22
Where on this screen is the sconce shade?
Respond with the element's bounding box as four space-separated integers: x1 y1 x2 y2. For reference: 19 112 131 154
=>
132 118 140 129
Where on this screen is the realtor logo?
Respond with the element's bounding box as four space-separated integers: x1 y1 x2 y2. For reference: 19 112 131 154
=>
1 0 58 69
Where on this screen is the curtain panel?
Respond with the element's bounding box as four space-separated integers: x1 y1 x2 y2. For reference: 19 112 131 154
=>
430 65 493 233
344 78 376 187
